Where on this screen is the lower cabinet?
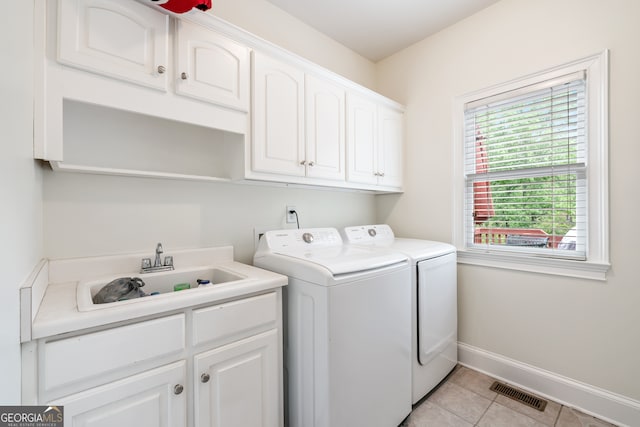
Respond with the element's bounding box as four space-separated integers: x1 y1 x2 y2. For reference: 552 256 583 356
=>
53 361 186 427
35 291 283 427
194 330 279 427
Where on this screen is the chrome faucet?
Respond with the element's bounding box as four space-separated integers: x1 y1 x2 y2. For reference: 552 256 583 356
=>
141 242 174 273
154 243 163 267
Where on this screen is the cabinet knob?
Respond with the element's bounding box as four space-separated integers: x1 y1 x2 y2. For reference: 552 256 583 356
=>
299 160 307 166
379 172 385 177
157 65 166 74
201 373 210 383
181 72 189 80
174 384 184 395
308 161 315 167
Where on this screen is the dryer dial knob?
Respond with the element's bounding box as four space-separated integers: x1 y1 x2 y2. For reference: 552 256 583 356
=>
368 228 377 237
302 232 314 243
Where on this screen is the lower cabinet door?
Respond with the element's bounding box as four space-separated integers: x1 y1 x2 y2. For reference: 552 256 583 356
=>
51 361 186 427
194 329 279 427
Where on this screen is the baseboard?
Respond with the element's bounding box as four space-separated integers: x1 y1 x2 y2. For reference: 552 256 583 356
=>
458 342 640 427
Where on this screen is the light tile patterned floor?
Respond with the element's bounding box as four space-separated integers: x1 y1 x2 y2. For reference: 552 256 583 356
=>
406 365 618 427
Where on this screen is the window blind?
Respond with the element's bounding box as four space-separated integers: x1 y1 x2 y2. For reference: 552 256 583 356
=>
463 74 587 259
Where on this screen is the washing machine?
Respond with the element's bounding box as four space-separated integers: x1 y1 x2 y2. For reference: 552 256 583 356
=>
342 224 457 404
254 228 412 427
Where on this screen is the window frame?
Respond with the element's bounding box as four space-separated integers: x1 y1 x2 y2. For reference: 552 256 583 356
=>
452 51 609 280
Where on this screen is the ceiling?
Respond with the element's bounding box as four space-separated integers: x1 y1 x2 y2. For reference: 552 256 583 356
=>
264 0 500 62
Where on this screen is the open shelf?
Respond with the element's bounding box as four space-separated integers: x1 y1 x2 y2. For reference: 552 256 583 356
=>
57 100 245 182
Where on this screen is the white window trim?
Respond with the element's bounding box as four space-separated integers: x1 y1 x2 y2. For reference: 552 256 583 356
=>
452 50 610 281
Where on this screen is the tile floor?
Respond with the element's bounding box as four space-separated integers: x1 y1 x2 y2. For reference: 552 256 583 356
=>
405 365 618 427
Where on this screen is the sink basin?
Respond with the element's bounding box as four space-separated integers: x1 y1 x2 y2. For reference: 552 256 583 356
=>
76 266 246 312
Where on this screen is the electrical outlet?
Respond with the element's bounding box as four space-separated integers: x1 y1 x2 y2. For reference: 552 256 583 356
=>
286 205 297 224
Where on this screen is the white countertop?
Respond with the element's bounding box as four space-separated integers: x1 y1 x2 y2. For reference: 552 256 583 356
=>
27 247 287 340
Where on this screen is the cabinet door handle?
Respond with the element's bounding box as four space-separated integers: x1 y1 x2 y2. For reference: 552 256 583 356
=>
157 65 166 74
181 72 189 80
174 384 184 395
299 160 307 166
201 373 210 383
308 161 315 167
379 172 385 177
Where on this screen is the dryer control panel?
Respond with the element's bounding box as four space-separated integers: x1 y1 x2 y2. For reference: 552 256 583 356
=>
342 224 395 244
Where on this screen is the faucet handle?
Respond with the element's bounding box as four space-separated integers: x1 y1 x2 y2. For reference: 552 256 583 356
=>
163 256 174 267
141 258 152 270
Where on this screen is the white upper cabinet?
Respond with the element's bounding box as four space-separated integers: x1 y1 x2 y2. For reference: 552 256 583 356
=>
252 52 306 177
377 105 404 188
251 53 346 181
175 20 250 111
42 0 403 191
305 74 346 181
347 93 404 189
347 93 378 185
57 0 169 91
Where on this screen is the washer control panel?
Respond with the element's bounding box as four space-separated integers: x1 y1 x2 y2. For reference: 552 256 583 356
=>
261 228 342 251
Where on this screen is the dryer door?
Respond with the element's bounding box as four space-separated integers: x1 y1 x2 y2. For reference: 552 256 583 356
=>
417 252 457 365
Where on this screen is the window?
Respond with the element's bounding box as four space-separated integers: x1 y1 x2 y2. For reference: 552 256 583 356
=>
453 52 609 280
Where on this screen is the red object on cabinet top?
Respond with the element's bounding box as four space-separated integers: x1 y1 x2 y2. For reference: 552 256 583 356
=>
159 0 212 14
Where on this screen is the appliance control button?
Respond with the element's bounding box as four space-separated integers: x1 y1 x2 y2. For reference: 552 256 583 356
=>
302 232 314 243
368 228 377 237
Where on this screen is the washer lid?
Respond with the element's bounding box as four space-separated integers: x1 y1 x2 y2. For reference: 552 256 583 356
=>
276 245 407 275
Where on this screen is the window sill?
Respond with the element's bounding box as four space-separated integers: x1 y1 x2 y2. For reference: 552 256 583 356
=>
456 249 610 281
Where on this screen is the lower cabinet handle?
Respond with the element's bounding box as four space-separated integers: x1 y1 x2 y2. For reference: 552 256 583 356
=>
308 161 315 167
299 160 307 166
174 384 184 395
201 373 211 383
181 72 189 80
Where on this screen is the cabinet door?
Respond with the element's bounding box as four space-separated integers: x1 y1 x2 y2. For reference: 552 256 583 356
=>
305 75 346 181
175 20 250 111
347 93 378 184
52 361 186 427
194 330 279 427
58 0 169 91
252 52 305 176
377 106 404 188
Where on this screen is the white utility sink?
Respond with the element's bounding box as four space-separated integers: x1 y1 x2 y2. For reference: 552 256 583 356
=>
76 266 247 312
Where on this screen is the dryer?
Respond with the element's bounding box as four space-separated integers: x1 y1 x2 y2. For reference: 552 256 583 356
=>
254 228 412 427
342 224 457 403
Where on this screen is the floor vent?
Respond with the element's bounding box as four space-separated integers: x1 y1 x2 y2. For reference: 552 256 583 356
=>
489 381 548 412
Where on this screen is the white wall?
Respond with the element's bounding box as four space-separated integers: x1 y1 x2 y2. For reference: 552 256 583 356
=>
42 1 378 264
376 0 640 402
0 2 43 403
211 0 376 90
44 172 375 263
